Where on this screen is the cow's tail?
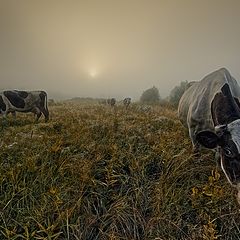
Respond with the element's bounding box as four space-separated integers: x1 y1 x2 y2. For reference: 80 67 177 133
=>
44 91 48 110
42 91 49 122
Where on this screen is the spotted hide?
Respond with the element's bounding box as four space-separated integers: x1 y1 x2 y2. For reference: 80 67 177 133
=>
0 90 49 122
178 68 240 203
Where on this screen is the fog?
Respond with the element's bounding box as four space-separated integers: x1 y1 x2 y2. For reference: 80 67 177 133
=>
1 0 240 100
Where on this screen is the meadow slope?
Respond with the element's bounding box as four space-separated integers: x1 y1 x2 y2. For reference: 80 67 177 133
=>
0 102 239 240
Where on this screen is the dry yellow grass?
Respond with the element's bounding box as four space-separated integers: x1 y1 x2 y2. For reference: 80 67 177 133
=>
0 102 239 240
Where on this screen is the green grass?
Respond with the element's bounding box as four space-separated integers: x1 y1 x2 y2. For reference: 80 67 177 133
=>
0 102 239 240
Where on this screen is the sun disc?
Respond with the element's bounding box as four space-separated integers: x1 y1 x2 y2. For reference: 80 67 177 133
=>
89 69 97 78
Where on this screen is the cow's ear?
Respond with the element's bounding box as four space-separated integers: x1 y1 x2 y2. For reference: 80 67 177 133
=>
196 131 220 149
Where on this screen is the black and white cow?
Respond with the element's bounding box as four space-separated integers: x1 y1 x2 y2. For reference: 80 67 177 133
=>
178 68 240 201
107 98 116 107
123 97 131 108
0 90 49 122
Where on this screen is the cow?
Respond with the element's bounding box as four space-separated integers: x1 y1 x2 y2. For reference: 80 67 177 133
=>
123 97 131 108
0 90 49 122
178 68 240 202
107 98 116 107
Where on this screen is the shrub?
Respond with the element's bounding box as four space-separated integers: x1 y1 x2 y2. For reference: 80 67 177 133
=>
168 81 190 107
140 86 160 104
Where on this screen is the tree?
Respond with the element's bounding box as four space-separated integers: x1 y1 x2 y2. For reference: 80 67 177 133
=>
168 80 190 106
140 86 160 104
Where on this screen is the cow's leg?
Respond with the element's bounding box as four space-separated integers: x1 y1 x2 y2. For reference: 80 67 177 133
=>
189 127 200 153
38 92 49 122
1 111 8 126
44 108 49 122
39 107 49 122
34 108 42 122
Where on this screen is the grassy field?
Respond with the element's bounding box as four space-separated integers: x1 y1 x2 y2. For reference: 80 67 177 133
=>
0 102 240 240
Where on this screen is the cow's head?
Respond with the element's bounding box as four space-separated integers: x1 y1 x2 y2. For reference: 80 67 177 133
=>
196 83 240 203
197 122 240 184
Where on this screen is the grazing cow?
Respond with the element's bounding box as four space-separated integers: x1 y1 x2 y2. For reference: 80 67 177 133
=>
178 68 240 201
123 97 131 108
0 90 49 122
107 98 116 107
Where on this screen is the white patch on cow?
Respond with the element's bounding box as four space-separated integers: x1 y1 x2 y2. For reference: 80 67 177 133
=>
228 119 240 152
220 157 235 186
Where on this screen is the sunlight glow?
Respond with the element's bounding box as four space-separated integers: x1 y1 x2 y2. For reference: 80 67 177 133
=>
89 69 97 78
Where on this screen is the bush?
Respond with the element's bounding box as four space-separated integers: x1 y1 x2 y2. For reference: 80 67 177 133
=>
140 86 160 104
168 81 190 106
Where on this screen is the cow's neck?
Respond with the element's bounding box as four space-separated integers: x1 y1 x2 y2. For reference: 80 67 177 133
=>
211 92 240 126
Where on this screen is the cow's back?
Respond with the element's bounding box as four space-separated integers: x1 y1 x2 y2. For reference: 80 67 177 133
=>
178 68 240 132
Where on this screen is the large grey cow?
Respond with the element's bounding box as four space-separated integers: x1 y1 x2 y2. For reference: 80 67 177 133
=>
178 68 240 201
0 90 49 122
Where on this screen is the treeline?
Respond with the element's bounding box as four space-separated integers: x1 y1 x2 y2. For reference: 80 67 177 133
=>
51 81 192 107
140 81 192 107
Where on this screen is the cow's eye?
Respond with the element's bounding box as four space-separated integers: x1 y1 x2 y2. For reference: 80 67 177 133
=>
224 147 234 157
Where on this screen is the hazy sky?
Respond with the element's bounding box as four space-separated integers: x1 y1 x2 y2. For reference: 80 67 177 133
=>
1 0 240 100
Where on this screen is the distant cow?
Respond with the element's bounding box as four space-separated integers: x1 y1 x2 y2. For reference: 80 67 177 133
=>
107 98 116 107
178 68 240 200
123 97 131 108
0 90 49 122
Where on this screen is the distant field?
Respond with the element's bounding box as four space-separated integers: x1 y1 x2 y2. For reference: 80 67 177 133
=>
0 102 239 240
